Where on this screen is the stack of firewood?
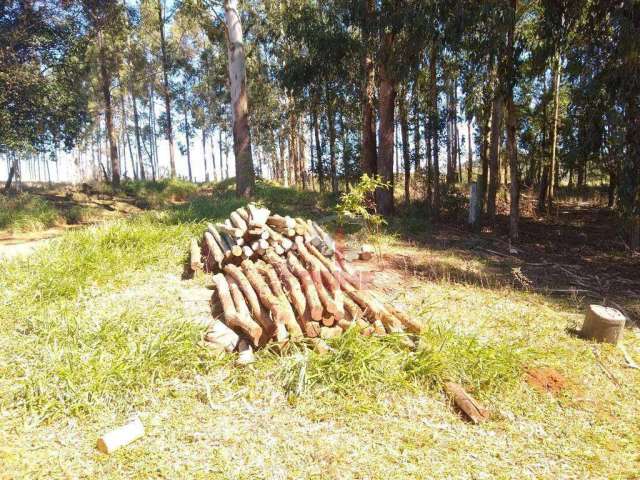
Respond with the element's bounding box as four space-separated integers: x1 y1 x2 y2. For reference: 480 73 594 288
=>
189 204 421 362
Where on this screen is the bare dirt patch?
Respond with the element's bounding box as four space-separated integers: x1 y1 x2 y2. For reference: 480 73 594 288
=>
525 367 567 395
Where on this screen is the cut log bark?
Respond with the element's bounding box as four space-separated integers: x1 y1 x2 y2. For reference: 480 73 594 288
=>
241 260 289 342
208 223 233 256
190 238 204 271
267 214 296 230
223 264 275 338
204 319 239 352
203 232 224 269
387 305 423 334
216 222 243 239
236 206 249 222
293 240 339 317
213 273 262 346
227 276 263 346
359 244 375 261
237 337 256 365
286 251 323 320
230 211 248 232
264 251 306 318
444 382 489 424
255 260 303 339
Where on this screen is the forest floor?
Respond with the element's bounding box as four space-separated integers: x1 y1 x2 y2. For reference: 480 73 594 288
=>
1 180 639 479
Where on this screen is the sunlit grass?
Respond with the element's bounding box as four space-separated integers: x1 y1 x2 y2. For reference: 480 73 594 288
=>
0 193 62 232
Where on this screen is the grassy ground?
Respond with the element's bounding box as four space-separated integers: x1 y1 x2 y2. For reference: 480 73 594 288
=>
0 180 638 479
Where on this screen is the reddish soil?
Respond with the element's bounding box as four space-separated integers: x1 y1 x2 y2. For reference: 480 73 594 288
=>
525 367 567 395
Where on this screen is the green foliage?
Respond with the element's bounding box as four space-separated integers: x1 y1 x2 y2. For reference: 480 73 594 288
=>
336 174 389 235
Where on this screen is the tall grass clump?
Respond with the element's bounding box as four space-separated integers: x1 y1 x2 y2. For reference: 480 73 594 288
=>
0 193 61 232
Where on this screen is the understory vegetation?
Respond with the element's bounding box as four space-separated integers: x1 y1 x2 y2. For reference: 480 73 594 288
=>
0 181 638 478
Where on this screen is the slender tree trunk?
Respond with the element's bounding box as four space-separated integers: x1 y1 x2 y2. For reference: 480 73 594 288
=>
361 0 377 176
131 92 145 180
157 0 176 178
99 33 119 188
446 86 453 184
429 44 440 215
506 0 518 240
289 108 299 187
328 105 338 194
424 115 432 205
413 92 421 170
487 92 504 221
548 52 561 210
224 0 255 197
467 120 473 183
313 109 324 191
202 130 209 182
339 111 349 191
278 130 287 186
183 106 192 182
308 115 315 190
210 133 217 181
376 44 396 216
298 118 307 190
399 90 411 205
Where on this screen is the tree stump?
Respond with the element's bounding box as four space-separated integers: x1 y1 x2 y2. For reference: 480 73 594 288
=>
581 304 626 345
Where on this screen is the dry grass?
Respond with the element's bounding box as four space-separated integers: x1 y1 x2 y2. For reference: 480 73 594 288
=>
1 183 639 479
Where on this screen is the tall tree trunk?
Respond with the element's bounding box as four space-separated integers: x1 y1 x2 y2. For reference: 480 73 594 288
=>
308 115 316 190
413 91 421 170
424 115 432 206
157 0 176 178
131 91 145 180
289 108 299 187
210 133 217 181
183 106 192 182
298 118 307 190
361 0 377 176
99 33 119 188
376 44 396 216
202 130 209 182
224 0 255 197
313 109 324 191
339 111 349 191
506 0 519 240
429 44 440 216
278 130 287 186
487 93 504 221
547 52 561 211
328 105 338 194
399 89 411 205
467 120 473 183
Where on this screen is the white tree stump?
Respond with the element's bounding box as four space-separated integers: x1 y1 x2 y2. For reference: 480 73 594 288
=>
581 304 626 345
97 417 145 454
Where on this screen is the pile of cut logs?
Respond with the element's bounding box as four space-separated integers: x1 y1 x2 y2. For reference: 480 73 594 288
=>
189 204 421 363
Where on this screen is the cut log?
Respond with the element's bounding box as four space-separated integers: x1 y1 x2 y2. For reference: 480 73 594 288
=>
581 304 626 345
96 417 145 454
255 260 303 339
264 251 307 318
237 338 256 365
372 319 386 335
286 251 323 321
212 273 262 345
303 318 321 338
267 214 296 230
190 238 204 272
203 232 224 270
204 319 240 352
242 245 254 258
236 206 250 222
387 304 423 334
444 382 489 424
321 314 335 327
230 211 248 232
280 237 293 251
241 260 289 342
337 318 353 331
297 241 344 320
208 223 233 256
227 276 263 346
223 264 275 338
216 222 243 239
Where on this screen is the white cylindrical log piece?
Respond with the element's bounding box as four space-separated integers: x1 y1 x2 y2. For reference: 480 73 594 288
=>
581 304 626 345
204 320 240 352
96 417 145 454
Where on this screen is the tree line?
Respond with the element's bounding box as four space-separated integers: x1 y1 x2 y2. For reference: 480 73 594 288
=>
1 0 638 246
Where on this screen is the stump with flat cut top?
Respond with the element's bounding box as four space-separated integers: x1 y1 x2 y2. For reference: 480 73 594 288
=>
581 304 626 345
